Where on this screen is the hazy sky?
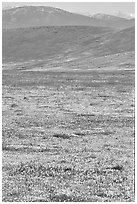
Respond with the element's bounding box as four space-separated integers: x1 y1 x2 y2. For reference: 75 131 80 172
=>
2 2 135 15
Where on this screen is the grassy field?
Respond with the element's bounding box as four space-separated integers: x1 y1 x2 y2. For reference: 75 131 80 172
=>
2 51 135 202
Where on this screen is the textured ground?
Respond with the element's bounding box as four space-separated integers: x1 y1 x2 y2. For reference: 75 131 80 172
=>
2 52 135 202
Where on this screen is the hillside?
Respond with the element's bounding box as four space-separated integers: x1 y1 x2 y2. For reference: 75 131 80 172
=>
97 26 135 56
2 26 135 64
2 26 112 63
2 6 134 29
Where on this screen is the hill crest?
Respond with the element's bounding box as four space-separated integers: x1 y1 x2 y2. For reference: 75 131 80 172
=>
2 6 134 29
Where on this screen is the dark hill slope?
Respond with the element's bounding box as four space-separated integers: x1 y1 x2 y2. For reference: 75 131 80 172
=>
2 26 135 63
2 6 134 29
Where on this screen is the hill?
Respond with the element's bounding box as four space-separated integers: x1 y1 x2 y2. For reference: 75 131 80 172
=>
96 26 135 56
2 6 134 30
2 26 135 64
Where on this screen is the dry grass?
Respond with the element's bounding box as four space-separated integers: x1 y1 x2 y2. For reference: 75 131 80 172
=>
2 52 135 201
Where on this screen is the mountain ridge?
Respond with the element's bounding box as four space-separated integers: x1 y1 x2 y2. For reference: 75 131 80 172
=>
2 6 134 29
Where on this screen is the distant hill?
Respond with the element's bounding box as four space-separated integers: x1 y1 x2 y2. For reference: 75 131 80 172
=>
2 6 134 30
115 11 135 20
2 26 135 63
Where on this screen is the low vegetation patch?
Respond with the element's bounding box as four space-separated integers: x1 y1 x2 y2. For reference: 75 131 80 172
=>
52 133 71 139
9 162 77 178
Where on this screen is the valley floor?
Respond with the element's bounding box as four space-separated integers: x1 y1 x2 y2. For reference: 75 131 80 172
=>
2 54 135 201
